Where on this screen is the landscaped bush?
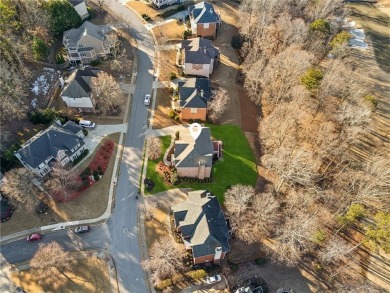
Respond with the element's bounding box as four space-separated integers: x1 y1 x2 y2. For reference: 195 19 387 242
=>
82 128 88 136
231 35 243 49
186 269 207 279
72 149 90 166
90 60 101 66
168 108 175 118
300 67 323 91
32 36 49 61
175 131 180 140
330 31 352 48
183 29 192 39
142 13 151 21
169 72 177 80
174 115 180 121
364 94 378 110
172 273 184 284
170 171 179 185
155 278 172 290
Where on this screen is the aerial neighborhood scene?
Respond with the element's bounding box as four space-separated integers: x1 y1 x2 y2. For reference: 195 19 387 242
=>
1 0 389 292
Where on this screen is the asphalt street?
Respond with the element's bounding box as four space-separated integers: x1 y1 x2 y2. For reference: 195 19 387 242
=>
1 1 155 292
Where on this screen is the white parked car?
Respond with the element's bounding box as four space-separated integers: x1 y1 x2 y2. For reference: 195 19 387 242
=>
79 120 95 129
206 274 222 284
144 94 151 106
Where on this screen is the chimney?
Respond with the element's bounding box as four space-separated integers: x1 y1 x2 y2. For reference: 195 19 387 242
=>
203 46 207 54
214 246 222 261
210 8 213 14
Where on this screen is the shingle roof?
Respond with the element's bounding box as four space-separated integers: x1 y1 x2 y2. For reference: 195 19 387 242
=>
62 121 83 135
61 67 100 99
63 21 109 48
172 190 230 258
15 124 85 169
189 1 220 24
181 38 219 64
174 127 213 168
68 0 84 6
179 78 211 109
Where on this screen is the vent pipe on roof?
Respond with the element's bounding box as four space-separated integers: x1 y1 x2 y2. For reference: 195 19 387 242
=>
210 8 213 14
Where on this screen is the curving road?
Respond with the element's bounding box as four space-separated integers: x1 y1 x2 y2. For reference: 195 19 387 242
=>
1 1 156 292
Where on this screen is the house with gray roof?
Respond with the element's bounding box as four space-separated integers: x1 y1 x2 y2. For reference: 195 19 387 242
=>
63 21 119 65
188 1 221 39
176 78 211 121
61 67 101 112
173 126 221 179
15 122 86 177
176 37 219 78
171 190 230 264
68 0 89 20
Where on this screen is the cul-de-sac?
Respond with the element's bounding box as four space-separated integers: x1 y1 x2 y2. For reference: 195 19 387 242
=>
0 0 389 292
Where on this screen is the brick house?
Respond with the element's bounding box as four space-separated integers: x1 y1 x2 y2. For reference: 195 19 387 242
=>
171 190 230 264
14 122 86 177
172 126 222 179
61 67 101 113
188 1 221 39
176 78 211 121
176 37 219 78
63 21 119 65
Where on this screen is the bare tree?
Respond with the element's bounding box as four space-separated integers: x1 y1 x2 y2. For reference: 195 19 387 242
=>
320 238 354 264
44 165 79 198
96 0 107 11
224 185 255 218
30 241 74 283
142 236 184 286
147 137 162 160
207 88 230 122
140 200 158 220
0 168 39 212
91 71 123 114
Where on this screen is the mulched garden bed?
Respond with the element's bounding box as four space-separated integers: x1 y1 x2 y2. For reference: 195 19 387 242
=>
52 139 115 202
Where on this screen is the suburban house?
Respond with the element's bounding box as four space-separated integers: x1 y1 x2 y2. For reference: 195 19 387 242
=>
175 78 211 121
68 0 89 20
61 67 101 113
63 21 119 65
15 122 86 177
188 1 221 39
151 0 180 9
171 190 230 264
176 37 220 78
172 126 222 179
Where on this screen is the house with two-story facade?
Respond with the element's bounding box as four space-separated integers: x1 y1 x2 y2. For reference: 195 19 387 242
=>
188 1 221 39
176 37 219 78
14 122 86 177
63 21 118 65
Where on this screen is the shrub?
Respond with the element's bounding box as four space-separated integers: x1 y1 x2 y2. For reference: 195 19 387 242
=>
312 230 327 244
183 29 192 39
142 14 151 21
90 60 101 66
87 6 97 19
155 279 172 290
72 149 89 166
337 203 366 225
231 35 242 49
170 172 179 185
82 178 90 187
330 31 351 48
93 173 100 181
172 273 184 284
175 131 180 140
186 269 207 279
300 68 323 91
169 72 177 80
168 108 175 118
364 94 378 110
174 115 180 121
309 19 330 35
82 128 88 136
32 36 49 61
255 257 267 266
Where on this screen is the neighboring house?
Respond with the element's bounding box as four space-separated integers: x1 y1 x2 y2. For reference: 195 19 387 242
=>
176 78 211 121
61 67 101 113
63 21 119 65
68 0 89 20
171 190 230 264
15 122 86 177
176 37 220 78
172 126 222 179
152 0 180 9
188 1 221 39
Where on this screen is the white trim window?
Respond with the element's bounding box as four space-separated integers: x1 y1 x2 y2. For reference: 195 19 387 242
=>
191 108 198 113
203 23 209 29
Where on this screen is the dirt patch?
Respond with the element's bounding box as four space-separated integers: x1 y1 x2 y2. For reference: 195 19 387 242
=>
152 20 185 44
152 87 180 129
11 256 111 293
228 239 264 264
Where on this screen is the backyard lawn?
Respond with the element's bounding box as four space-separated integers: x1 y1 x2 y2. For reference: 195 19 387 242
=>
145 135 172 194
145 125 257 202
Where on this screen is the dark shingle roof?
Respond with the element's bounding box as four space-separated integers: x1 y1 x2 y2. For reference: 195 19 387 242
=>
179 78 211 109
172 190 230 258
61 67 100 99
68 0 84 6
15 124 85 169
62 121 83 135
181 38 219 64
174 127 213 168
189 1 220 24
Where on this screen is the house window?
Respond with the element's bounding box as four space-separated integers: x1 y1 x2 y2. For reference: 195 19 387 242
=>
204 23 209 29
191 108 197 113
192 64 202 70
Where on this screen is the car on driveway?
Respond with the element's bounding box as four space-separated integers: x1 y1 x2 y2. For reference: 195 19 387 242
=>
206 274 222 284
144 94 151 106
1 197 16 223
26 233 41 242
74 226 90 234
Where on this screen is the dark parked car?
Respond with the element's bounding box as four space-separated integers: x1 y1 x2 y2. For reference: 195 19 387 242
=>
26 233 41 242
74 226 90 234
1 197 16 223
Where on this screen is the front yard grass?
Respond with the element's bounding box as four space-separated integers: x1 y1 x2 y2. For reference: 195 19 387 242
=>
11 256 111 293
178 124 257 202
145 135 172 194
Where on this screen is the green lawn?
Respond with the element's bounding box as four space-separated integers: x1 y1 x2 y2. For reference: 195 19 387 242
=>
145 135 172 194
178 124 257 202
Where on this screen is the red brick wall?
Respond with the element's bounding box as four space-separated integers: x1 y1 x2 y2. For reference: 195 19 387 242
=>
193 252 226 264
196 23 217 39
180 108 207 121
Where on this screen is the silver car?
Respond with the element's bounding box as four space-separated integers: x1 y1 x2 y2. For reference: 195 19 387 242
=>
74 226 90 234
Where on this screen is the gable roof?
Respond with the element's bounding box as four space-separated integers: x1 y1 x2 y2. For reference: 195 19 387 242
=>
179 78 211 109
63 21 110 48
15 124 85 169
180 38 219 64
68 0 84 6
174 127 213 168
61 67 100 99
172 190 230 258
189 1 220 24
62 121 83 134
